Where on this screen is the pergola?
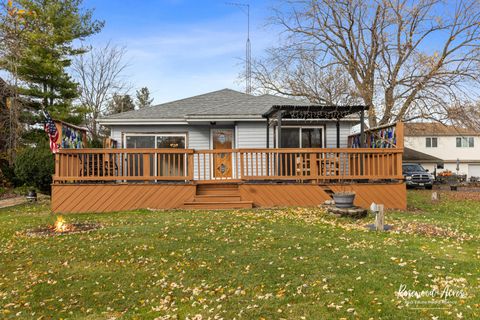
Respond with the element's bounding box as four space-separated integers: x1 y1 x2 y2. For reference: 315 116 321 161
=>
262 105 369 148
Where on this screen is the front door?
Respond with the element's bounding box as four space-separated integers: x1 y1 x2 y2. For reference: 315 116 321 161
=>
212 129 233 178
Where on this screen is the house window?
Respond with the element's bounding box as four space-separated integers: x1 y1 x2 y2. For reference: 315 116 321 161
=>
302 128 323 148
281 128 300 148
426 137 437 148
456 137 474 148
126 136 155 148
125 134 186 149
278 127 323 148
125 134 187 177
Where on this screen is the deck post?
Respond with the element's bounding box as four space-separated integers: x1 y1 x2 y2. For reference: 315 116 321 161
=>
395 121 404 178
54 153 60 180
187 152 194 181
142 154 150 180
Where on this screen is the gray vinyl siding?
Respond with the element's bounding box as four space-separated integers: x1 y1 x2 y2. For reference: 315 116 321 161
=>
236 122 274 177
236 122 274 148
325 122 353 148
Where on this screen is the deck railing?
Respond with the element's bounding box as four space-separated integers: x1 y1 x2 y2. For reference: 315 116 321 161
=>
53 148 403 183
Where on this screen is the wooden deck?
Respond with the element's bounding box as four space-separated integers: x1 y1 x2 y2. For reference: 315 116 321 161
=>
52 138 406 212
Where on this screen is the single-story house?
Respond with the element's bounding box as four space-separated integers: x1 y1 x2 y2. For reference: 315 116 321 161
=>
51 89 406 213
98 89 359 152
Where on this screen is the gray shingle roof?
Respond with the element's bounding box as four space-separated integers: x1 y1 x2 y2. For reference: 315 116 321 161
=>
405 122 480 136
99 89 308 121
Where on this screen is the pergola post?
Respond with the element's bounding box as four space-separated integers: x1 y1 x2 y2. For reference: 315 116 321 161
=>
266 117 270 148
336 118 340 148
360 107 365 148
359 107 365 176
277 111 283 148
266 117 270 175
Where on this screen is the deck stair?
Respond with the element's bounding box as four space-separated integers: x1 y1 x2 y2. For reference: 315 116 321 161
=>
320 185 335 199
183 184 253 209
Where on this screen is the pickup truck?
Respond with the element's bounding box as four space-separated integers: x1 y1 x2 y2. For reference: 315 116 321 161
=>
402 163 434 189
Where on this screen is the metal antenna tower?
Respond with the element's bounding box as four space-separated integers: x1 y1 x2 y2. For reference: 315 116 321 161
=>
226 2 251 95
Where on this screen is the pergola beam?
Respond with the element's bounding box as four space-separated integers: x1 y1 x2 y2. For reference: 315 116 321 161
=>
264 104 369 149
262 105 369 120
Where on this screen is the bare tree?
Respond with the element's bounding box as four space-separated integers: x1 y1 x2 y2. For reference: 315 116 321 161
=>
72 42 129 140
253 49 360 105
254 0 480 127
448 101 480 131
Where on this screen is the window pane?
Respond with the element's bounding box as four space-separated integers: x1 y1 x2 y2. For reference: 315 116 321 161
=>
157 136 186 149
126 136 155 148
426 137 431 147
281 128 300 148
156 136 186 177
302 128 322 148
469 137 474 147
432 138 437 148
125 136 155 177
456 137 462 147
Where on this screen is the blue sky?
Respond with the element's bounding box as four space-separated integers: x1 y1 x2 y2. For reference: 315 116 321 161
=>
82 0 276 104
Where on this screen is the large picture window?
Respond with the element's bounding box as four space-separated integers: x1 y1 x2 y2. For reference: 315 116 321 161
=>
124 134 187 177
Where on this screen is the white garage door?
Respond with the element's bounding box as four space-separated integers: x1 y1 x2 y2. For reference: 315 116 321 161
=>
468 164 480 178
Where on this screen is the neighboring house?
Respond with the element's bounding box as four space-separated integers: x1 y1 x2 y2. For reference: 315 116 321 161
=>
51 88 406 213
404 123 480 178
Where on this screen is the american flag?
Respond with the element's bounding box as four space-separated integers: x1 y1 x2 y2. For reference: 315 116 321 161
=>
43 110 59 153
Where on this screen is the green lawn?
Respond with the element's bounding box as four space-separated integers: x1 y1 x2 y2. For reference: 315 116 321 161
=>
0 191 479 319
